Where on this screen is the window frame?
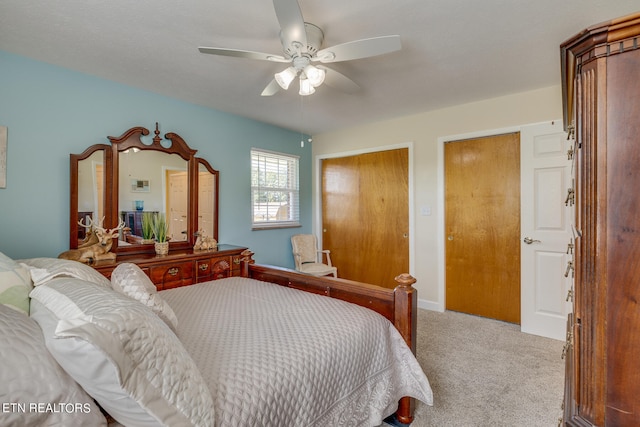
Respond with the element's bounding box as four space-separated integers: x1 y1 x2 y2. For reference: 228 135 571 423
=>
250 148 301 230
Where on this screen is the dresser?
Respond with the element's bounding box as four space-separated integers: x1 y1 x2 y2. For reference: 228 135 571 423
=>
561 12 640 427
92 244 248 290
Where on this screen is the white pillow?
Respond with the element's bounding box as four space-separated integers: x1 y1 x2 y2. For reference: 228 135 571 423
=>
29 278 214 427
0 304 106 427
0 252 33 314
19 257 111 288
110 263 178 331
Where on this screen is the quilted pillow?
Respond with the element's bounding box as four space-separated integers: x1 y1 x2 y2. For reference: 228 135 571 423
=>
19 257 111 288
110 263 178 331
0 304 106 427
0 252 33 314
29 278 214 427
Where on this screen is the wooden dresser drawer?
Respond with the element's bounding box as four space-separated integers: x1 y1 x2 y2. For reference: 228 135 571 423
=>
230 254 242 275
91 245 249 289
196 255 236 282
149 261 193 290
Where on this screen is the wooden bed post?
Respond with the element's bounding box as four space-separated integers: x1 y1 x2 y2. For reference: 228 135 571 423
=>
393 273 417 424
239 250 254 277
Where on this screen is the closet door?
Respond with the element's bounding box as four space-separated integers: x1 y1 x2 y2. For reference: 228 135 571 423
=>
444 133 521 324
321 148 409 288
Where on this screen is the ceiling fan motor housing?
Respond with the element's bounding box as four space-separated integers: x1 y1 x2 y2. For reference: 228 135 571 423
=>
280 22 324 58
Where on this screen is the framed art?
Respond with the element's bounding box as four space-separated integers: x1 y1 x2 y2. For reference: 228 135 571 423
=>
0 126 7 189
131 178 150 192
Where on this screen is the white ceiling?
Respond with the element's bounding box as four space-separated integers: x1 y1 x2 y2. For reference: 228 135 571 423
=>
1 0 638 134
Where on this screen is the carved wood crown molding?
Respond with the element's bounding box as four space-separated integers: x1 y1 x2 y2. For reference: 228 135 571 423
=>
562 12 640 68
560 11 640 132
107 122 197 160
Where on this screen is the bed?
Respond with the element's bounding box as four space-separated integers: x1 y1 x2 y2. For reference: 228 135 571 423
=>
0 251 432 426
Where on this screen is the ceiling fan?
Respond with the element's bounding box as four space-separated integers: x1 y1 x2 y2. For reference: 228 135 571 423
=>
198 0 402 96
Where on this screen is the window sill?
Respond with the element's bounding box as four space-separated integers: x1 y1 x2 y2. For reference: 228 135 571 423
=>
252 222 302 230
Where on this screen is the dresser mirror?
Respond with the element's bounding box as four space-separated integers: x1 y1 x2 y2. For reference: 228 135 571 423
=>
69 124 219 255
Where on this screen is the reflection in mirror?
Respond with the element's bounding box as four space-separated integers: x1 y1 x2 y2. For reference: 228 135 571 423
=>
198 162 216 238
70 125 219 255
118 149 188 246
77 150 104 240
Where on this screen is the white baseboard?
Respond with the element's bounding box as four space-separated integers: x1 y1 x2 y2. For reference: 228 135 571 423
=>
417 298 444 312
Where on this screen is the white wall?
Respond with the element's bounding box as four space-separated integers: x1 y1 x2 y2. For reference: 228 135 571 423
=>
312 85 563 309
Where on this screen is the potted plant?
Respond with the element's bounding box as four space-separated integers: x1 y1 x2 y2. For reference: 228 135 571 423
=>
151 213 169 255
141 212 155 244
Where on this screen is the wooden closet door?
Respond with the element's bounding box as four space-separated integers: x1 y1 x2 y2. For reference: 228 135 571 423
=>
445 133 521 324
321 148 409 288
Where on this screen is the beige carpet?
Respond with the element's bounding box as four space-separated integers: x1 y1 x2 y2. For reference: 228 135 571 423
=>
385 309 565 427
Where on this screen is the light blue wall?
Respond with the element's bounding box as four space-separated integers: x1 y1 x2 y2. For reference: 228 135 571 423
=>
0 50 311 267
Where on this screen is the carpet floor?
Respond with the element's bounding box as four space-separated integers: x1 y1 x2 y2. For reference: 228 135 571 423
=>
382 309 565 427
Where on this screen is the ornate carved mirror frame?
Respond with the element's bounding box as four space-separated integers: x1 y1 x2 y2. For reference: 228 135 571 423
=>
69 123 219 255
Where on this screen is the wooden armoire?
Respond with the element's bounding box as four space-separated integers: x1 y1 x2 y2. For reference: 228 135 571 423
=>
561 12 640 427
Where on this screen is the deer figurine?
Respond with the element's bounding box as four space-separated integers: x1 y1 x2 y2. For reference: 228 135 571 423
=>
59 217 126 264
77 216 99 248
193 229 217 251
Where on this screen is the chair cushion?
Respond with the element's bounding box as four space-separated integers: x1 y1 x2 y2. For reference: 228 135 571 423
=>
291 234 318 264
300 263 337 276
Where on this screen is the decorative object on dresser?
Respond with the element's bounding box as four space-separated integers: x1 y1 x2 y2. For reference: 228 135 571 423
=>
560 11 640 427
58 217 125 264
77 216 99 248
154 241 169 256
151 212 169 255
193 228 217 251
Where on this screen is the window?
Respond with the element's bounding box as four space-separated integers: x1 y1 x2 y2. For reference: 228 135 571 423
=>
251 148 300 229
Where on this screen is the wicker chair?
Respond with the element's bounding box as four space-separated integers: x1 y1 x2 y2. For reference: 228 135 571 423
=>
291 234 337 277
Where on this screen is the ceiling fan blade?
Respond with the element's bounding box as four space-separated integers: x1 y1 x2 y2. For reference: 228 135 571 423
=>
315 35 401 63
261 78 282 96
272 0 307 50
318 66 360 94
198 47 290 63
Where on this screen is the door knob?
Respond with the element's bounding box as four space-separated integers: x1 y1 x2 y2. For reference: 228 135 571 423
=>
523 237 541 244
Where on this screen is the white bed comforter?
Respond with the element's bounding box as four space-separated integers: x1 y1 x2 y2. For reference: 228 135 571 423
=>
161 277 432 427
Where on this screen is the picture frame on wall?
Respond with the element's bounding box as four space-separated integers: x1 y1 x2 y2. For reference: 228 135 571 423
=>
0 126 7 189
131 178 150 193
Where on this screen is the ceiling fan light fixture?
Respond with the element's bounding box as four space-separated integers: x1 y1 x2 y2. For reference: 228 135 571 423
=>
299 77 315 96
303 65 325 87
275 67 297 90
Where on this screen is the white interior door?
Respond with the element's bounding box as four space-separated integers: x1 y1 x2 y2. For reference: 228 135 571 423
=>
168 171 188 242
198 171 215 237
520 121 573 340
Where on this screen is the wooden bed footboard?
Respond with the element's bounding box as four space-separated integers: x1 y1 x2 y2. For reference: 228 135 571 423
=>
239 250 418 424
